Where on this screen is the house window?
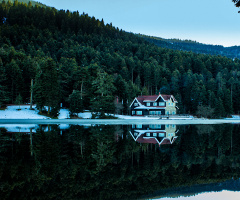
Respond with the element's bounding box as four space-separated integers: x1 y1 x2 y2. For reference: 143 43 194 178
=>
159 133 164 137
172 111 175 115
156 111 161 115
132 111 135 115
171 103 173 106
153 102 157 106
132 125 136 128
150 124 155 129
146 102 150 106
166 111 169 115
168 103 171 106
172 125 175 128
146 133 150 137
157 124 161 129
159 102 165 106
134 132 138 136
136 111 142 115
137 124 142 128
134 103 138 106
150 111 155 115
153 133 157 137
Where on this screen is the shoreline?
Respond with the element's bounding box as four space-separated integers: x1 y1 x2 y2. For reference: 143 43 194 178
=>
0 118 240 125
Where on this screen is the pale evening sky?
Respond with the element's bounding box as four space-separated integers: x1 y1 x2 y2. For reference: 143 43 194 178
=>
37 0 240 47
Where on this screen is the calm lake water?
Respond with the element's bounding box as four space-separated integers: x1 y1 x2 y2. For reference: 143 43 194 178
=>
1 123 240 200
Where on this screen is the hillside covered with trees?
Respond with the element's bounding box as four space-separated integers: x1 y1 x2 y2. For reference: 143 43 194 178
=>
141 35 240 59
1 0 240 117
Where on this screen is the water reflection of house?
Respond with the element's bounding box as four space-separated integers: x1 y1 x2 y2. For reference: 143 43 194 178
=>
129 124 178 146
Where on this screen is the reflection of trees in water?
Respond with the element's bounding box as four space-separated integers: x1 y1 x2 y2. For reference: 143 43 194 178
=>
0 124 240 199
196 125 215 135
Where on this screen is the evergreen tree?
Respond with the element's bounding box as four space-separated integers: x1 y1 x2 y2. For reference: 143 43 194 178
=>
15 93 22 109
91 70 116 117
34 58 60 116
0 58 9 107
68 90 83 115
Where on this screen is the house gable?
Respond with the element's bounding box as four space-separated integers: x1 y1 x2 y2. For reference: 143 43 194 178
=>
130 98 142 108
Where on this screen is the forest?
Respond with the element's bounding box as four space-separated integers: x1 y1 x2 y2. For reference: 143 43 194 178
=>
141 35 240 59
1 0 240 117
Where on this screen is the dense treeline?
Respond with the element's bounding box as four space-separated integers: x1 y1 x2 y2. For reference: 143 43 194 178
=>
1 124 240 199
141 35 240 59
1 1 240 117
0 0 46 7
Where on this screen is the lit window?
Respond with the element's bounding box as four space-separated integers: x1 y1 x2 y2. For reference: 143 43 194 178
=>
132 111 135 115
157 124 161 128
136 111 142 115
172 111 175 115
159 133 164 137
153 133 157 137
137 124 142 128
146 133 150 136
134 103 138 106
153 102 157 106
146 102 150 106
159 102 165 106
150 124 155 129
157 111 161 115
150 111 155 115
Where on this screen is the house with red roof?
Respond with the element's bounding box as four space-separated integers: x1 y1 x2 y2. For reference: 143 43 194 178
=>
129 124 178 146
130 94 178 116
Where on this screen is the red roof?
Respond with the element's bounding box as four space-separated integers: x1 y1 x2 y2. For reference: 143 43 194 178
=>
136 94 177 105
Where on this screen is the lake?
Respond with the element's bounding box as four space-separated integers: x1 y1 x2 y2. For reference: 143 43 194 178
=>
0 123 240 200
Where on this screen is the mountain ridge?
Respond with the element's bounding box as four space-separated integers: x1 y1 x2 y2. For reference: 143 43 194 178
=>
0 0 46 7
139 34 240 59
5 0 240 59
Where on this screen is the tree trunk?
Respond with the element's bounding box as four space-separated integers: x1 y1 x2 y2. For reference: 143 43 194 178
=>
30 79 33 109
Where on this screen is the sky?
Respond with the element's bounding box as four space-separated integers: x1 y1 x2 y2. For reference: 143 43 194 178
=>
36 0 240 47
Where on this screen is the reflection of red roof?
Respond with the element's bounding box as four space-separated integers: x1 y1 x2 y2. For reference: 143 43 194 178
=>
137 137 159 144
136 134 178 146
136 94 177 105
161 138 171 145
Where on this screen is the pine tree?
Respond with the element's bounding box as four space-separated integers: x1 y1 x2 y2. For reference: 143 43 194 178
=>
68 90 83 115
91 70 116 117
15 93 22 109
0 59 9 107
34 58 60 115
